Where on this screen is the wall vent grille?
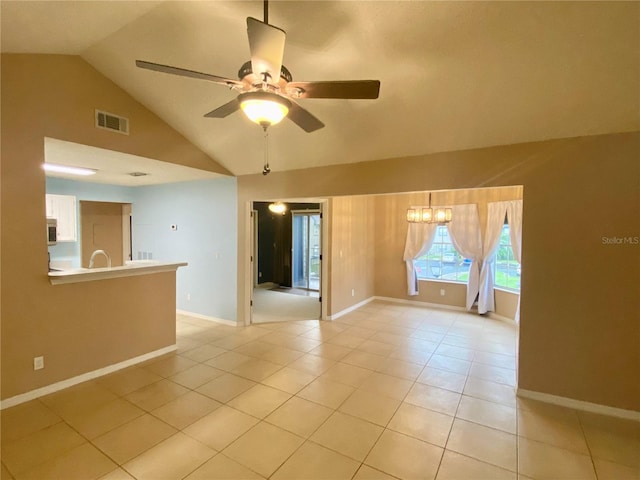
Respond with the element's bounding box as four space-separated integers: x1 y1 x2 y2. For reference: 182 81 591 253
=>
95 110 129 135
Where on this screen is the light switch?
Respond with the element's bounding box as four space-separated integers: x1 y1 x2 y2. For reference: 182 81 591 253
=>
34 356 44 370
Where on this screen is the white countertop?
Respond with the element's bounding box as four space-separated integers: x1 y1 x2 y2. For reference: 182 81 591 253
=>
48 261 188 285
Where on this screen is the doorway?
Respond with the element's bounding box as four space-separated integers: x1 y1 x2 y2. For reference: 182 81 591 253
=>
250 201 324 324
80 201 131 268
292 211 321 292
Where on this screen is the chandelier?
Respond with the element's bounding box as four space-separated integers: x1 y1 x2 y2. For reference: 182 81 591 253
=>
406 193 452 224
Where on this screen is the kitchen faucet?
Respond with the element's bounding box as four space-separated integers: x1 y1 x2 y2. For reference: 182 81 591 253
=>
89 249 112 268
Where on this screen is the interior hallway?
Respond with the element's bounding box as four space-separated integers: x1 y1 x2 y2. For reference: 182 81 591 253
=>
1 302 638 479
251 287 320 324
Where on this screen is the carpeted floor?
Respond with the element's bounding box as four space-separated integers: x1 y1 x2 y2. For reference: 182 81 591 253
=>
252 288 321 324
269 286 320 298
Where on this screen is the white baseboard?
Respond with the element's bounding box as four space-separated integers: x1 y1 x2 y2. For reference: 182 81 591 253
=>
373 296 468 313
177 309 237 327
327 297 375 320
517 388 640 422
487 312 516 324
0 345 176 410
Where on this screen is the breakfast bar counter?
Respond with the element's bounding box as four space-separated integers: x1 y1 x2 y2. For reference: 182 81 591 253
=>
48 261 188 285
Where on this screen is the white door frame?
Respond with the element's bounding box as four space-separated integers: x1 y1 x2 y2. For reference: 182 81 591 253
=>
242 199 329 325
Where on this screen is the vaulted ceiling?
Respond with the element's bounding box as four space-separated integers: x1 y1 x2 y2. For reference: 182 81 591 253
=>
2 1 639 176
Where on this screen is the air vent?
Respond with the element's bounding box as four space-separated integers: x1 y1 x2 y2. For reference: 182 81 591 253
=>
129 172 149 177
95 110 129 135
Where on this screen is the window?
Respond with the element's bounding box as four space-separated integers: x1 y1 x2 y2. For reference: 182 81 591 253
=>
495 222 520 291
415 225 470 282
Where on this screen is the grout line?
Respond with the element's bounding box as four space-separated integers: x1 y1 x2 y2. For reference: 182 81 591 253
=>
8 302 597 477
576 411 600 480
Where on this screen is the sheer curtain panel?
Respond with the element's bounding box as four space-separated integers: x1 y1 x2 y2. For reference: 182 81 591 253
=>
446 204 483 310
479 201 509 314
403 222 437 295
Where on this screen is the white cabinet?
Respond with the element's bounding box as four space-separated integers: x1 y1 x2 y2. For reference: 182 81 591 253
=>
46 194 77 242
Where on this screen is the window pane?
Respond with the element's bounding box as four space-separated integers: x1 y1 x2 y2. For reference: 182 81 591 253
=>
415 226 471 283
494 224 521 291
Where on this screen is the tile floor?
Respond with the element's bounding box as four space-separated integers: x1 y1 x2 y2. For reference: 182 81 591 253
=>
1 301 639 480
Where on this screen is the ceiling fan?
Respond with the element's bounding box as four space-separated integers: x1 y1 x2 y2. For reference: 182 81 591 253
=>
135 1 380 133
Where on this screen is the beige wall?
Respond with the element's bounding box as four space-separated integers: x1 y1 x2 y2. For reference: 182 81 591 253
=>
327 196 376 315
495 289 520 320
0 54 228 400
237 132 640 411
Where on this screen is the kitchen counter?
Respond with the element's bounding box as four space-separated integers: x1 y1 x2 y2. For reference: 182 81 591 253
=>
48 260 188 285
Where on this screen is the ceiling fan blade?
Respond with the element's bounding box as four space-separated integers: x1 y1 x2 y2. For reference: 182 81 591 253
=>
287 101 325 133
247 17 286 83
136 60 242 88
287 80 381 99
204 99 240 118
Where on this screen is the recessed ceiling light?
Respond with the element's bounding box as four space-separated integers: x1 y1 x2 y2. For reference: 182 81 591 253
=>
43 163 97 176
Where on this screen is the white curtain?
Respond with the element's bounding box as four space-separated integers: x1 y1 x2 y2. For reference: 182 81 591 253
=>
446 204 483 310
478 201 509 314
403 222 437 295
507 199 523 322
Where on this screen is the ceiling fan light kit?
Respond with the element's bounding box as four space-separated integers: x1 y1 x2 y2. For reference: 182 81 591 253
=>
239 91 290 128
135 0 380 173
135 4 380 131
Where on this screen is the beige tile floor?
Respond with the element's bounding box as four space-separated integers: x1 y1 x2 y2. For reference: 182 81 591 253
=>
1 301 639 480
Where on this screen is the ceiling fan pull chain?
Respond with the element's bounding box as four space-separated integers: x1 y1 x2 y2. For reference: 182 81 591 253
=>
262 127 271 175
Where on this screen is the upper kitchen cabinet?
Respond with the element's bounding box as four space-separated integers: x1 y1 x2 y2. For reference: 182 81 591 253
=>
46 194 77 242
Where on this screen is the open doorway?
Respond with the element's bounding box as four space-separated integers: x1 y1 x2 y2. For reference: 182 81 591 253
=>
250 201 323 324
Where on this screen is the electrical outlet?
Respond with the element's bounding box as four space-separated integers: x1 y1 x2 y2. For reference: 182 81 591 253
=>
187 293 191 301
351 288 355 297
440 289 445 296
34 356 44 370
170 224 178 231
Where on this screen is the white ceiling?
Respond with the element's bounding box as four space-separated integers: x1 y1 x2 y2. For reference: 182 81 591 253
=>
44 138 222 186
2 1 639 177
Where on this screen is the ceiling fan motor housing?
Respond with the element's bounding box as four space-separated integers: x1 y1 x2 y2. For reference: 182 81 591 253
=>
238 61 292 86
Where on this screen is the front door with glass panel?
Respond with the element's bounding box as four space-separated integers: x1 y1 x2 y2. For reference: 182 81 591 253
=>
292 211 321 291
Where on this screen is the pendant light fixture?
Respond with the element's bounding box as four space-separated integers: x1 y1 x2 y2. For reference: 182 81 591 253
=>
406 193 452 225
268 201 287 215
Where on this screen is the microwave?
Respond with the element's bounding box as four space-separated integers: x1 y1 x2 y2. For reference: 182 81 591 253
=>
46 217 57 245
